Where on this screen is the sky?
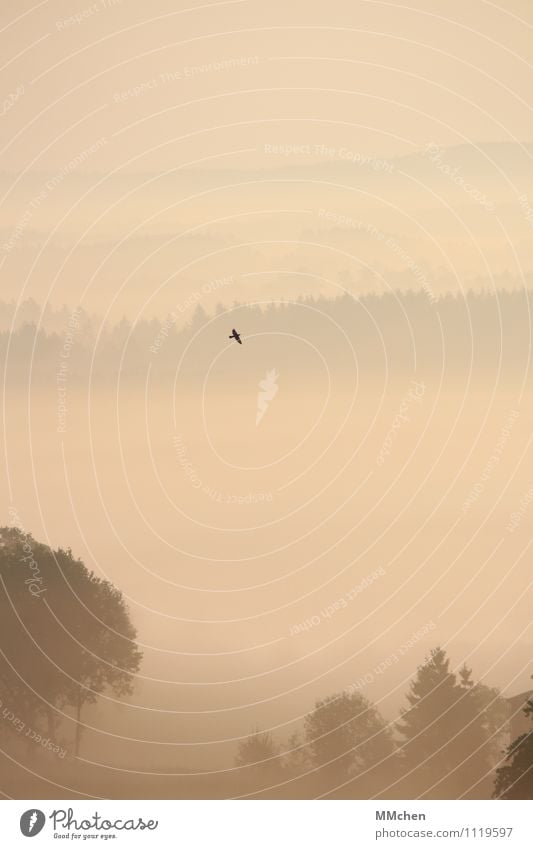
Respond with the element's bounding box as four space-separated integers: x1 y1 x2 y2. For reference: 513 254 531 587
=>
0 0 532 316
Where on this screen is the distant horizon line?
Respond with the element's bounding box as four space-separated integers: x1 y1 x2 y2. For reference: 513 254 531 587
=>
1 140 533 178
2 283 533 320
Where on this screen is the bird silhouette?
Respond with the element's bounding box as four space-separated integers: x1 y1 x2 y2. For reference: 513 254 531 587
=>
229 328 242 344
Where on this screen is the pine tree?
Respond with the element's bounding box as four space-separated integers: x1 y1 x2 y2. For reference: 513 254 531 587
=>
397 649 508 798
396 648 465 797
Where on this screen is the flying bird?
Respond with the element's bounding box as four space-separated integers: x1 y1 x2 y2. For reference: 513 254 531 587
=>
229 328 242 345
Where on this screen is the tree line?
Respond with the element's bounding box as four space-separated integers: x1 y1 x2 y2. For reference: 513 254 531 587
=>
235 648 533 800
1 288 533 382
1 527 531 799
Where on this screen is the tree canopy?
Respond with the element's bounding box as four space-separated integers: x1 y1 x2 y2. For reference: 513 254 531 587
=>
303 690 395 795
0 527 142 754
493 697 533 800
396 648 508 798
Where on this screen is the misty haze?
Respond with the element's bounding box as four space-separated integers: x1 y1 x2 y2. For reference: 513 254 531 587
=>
0 0 532 802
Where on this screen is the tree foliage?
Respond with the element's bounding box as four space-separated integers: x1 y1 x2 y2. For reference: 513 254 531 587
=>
0 527 142 751
235 728 284 789
304 690 395 788
397 648 508 798
493 698 533 800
